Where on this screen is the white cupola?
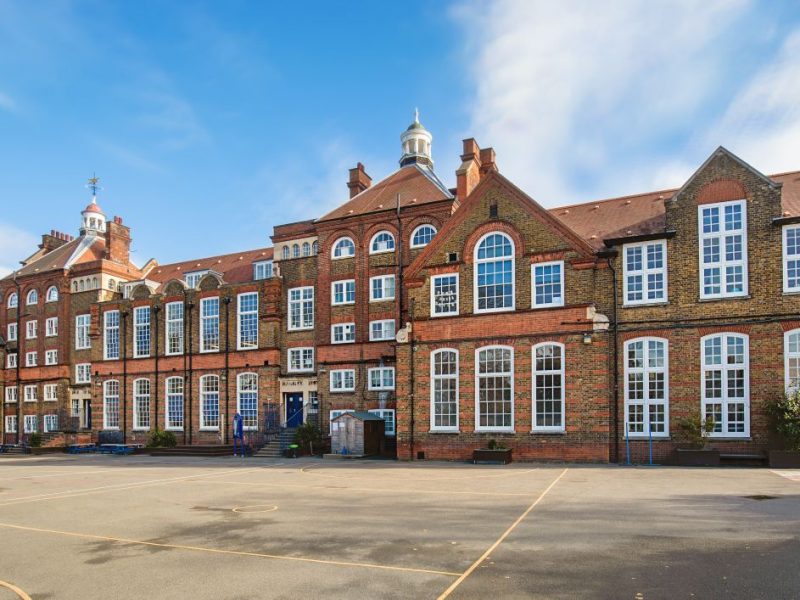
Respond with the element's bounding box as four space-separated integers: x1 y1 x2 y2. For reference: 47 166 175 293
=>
400 109 433 169
80 176 107 236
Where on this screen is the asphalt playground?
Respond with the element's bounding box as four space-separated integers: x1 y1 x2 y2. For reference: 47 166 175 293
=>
0 455 797 599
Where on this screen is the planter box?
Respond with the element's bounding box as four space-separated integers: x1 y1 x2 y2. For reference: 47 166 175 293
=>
29 446 67 455
677 448 720 467
769 450 800 469
473 448 512 465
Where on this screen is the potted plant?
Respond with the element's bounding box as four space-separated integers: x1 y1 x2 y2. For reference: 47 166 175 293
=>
676 415 719 466
473 439 513 465
767 391 800 468
294 423 323 456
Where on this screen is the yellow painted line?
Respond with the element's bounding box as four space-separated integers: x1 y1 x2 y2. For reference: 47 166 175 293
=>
0 521 460 578
300 465 539 481
436 468 569 600
0 579 31 600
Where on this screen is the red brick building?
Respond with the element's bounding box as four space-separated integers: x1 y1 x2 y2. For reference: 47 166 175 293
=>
3 116 800 463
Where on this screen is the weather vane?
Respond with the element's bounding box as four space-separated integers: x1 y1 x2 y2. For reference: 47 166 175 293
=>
86 173 102 198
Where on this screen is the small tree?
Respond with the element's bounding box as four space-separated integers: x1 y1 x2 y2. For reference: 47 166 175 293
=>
28 432 43 448
677 414 716 449
294 423 323 455
146 430 177 448
768 391 800 451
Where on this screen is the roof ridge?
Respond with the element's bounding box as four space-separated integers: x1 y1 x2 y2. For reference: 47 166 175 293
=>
550 186 678 212
156 246 273 269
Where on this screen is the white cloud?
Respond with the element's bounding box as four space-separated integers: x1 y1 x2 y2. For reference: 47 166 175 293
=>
0 223 38 278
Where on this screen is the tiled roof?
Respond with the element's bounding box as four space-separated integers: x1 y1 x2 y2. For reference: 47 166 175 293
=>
774 171 800 216
147 247 274 288
3 237 86 279
317 164 453 222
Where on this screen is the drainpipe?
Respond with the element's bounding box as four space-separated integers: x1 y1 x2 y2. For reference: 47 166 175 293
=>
121 310 129 444
606 256 620 463
13 275 21 445
396 193 404 321
223 295 231 445
153 304 161 432
409 298 416 460
185 299 194 446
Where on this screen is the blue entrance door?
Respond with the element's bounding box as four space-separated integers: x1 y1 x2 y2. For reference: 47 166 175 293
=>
285 393 304 427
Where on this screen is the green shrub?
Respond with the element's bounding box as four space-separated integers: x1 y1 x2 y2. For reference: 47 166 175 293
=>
146 430 177 448
294 423 323 455
28 432 42 448
677 414 716 449
768 391 800 451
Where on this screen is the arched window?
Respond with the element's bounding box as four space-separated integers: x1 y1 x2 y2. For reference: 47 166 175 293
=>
72 282 78 292
282 246 290 260
79 280 85 292
108 278 115 291
623 338 668 438
332 237 355 259
302 242 311 257
411 224 437 248
103 380 120 429
430 349 458 431
200 375 220 429
370 231 395 254
533 343 565 432
312 241 319 255
7 292 18 309
292 244 300 258
701 333 749 437
133 379 151 431
92 277 98 289
785 329 800 392
26 289 38 305
46 286 59 302
166 377 184 430
475 346 514 431
474 233 515 313
237 373 259 430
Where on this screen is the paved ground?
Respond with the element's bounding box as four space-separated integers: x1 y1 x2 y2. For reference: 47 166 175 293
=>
0 456 797 600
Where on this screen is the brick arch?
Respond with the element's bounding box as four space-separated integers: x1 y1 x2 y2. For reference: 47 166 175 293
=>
22 285 40 304
696 179 748 205
322 228 359 255
362 222 400 252
463 221 525 264
403 216 443 248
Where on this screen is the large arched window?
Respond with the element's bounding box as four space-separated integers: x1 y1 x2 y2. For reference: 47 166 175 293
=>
411 224 437 248
475 346 514 431
332 237 355 259
103 380 120 430
701 333 749 437
624 338 668 438
26 289 38 305
282 246 290 260
302 242 311 257
46 286 59 302
292 244 300 258
474 233 515 313
312 241 319 255
237 373 259 430
431 349 458 431
370 231 395 254
7 292 18 309
133 379 151 431
200 375 220 429
785 329 800 392
533 342 565 432
166 377 185 430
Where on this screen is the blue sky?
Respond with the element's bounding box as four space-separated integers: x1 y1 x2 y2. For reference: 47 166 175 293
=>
1 0 799 273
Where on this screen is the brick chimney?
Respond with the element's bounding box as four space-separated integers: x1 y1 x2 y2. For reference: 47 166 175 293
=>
39 230 71 254
456 139 483 201
479 147 497 175
104 216 131 264
348 163 372 198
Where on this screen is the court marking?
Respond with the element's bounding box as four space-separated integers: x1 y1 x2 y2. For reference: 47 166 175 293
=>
771 470 800 482
0 579 31 600
0 521 461 578
0 469 120 482
300 465 539 481
436 468 569 600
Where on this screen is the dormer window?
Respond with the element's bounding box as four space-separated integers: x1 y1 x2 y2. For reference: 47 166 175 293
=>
184 271 208 288
332 237 355 259
699 200 747 299
253 260 273 280
370 231 395 254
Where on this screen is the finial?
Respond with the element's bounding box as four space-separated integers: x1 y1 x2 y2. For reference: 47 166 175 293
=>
414 107 419 123
86 173 102 202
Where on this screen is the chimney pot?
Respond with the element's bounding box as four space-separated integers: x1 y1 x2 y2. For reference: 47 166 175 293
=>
347 163 372 199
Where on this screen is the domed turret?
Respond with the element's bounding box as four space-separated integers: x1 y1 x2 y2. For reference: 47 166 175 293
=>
80 176 107 236
400 109 433 169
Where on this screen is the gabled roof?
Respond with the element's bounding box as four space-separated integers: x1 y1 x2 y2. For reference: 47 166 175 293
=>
317 163 453 222
147 247 274 288
332 411 385 422
2 236 95 279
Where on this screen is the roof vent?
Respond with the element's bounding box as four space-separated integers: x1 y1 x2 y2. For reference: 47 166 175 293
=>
590 235 597 240
489 204 498 218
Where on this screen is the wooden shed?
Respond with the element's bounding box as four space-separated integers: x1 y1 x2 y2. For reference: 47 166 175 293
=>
330 411 385 456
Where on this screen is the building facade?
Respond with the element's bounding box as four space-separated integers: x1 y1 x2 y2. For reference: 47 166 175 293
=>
2 116 799 463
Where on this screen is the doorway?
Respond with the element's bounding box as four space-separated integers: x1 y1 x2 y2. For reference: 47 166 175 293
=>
285 393 304 428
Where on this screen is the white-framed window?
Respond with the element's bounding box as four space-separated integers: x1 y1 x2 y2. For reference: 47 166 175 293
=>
26 289 38 305
200 375 220 430
166 377 184 430
45 317 58 337
370 231 396 254
237 292 259 350
330 369 355 392
292 243 300 258
253 260 274 280
368 367 395 390
411 224 437 248
133 379 150 430
71 399 80 417
474 233 515 313
45 349 58 365
7 323 17 342
332 237 355 259
24 385 37 402
44 414 58 433
532 342 565 432
369 320 395 341
75 314 90 350
26 320 37 340
5 415 17 433
25 352 37 367
782 225 800 293
699 200 748 299
370 275 395 302
532 261 564 308
302 242 311 257
431 349 458 431
103 380 120 429
237 373 258 430
288 287 314 330
282 246 290 260
329 409 355 434
288 347 314 372
200 297 220 353
133 306 151 358
165 302 184 355
623 241 667 305
44 384 57 402
6 353 17 369
701 333 749 437
624 338 668 438
46 286 59 302
369 408 396 436
104 310 120 360
7 292 18 309
431 273 459 317
24 415 38 433
332 280 355 305
184 270 208 288
5 387 18 403
331 323 355 344
785 329 800 392
475 346 514 431
75 363 91 384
